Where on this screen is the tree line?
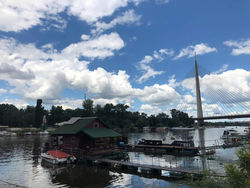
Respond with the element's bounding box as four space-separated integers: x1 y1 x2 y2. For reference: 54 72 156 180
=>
0 99 194 129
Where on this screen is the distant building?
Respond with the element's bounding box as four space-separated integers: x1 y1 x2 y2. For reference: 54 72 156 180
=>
51 117 122 151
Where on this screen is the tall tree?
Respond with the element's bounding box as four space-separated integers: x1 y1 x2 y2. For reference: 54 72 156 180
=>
82 99 94 117
23 106 35 127
48 106 65 125
156 112 170 127
0 104 21 127
35 99 44 128
171 109 193 127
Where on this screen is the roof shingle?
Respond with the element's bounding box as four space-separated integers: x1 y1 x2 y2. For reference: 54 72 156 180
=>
51 117 121 138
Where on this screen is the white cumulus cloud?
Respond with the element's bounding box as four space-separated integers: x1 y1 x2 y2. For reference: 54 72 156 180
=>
140 104 162 115
62 32 125 60
138 84 181 105
137 48 174 83
0 35 181 110
0 0 142 32
174 43 217 59
0 0 69 32
0 88 8 94
224 39 250 55
91 9 141 34
0 98 29 109
0 34 127 101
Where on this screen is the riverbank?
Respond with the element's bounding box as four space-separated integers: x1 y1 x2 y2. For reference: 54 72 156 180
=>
0 127 55 136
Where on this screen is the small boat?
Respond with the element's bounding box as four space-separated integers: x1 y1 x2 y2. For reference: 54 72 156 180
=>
138 138 162 145
39 130 49 135
205 149 216 155
221 129 241 140
0 131 11 136
244 127 250 134
138 136 195 147
41 150 76 165
199 149 216 156
137 136 198 155
138 167 153 174
222 129 239 136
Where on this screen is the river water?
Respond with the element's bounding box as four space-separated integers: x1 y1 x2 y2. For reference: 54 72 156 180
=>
0 126 247 188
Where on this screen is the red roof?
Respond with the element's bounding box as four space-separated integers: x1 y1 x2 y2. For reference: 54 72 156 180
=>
47 150 68 159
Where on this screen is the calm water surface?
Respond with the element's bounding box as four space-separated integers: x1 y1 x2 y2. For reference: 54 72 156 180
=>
0 126 246 188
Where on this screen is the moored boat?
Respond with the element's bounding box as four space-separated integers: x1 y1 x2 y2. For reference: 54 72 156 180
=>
221 129 239 139
138 136 195 147
136 136 199 155
41 150 76 165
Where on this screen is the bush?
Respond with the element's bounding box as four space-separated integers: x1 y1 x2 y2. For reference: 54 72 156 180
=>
190 145 250 188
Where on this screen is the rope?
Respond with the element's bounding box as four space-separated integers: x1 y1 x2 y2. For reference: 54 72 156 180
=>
177 65 250 118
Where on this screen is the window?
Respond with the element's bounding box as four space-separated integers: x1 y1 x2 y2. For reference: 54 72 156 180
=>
71 136 76 143
58 136 63 145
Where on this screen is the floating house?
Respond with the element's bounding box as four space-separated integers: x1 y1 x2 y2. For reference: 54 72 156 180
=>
51 117 122 151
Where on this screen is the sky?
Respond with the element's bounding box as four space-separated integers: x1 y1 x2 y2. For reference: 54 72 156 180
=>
0 0 250 117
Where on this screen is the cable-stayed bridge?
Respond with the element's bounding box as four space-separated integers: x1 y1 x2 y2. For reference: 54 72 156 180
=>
180 55 250 123
193 114 250 120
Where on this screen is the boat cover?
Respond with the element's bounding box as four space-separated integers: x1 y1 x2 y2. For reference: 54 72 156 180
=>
47 150 68 159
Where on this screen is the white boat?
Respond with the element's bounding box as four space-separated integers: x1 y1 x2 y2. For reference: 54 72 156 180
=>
244 127 250 134
0 131 11 136
221 129 240 139
10 132 17 136
41 150 76 165
138 136 195 147
39 130 49 135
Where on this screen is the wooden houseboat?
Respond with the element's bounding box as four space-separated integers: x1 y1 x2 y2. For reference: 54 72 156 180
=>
51 117 123 155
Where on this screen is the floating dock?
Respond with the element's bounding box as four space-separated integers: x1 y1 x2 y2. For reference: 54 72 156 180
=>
81 157 204 179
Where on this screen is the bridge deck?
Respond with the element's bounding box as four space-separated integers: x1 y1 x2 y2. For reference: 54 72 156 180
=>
193 113 250 120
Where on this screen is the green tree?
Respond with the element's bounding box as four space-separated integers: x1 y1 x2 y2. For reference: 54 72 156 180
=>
148 114 157 127
224 146 250 188
49 106 65 125
171 109 193 127
23 106 35 127
191 146 250 188
156 112 170 127
114 104 129 129
0 104 21 127
136 113 149 128
82 99 94 117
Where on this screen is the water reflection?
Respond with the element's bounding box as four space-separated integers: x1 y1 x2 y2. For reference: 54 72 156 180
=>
128 126 247 175
0 126 247 187
51 165 112 188
32 137 41 166
0 136 193 188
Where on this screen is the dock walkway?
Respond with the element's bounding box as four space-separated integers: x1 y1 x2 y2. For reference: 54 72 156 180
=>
98 158 202 175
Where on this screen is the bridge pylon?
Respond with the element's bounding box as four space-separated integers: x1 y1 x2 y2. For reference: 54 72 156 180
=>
195 54 206 162
195 54 204 127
